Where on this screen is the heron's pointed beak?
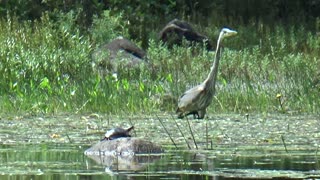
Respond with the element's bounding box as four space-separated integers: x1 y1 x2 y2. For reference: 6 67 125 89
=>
225 29 237 37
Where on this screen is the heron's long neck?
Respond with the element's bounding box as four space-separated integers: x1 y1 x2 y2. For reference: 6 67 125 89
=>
204 34 223 91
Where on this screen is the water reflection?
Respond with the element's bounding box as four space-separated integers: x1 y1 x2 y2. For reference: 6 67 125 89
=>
1 143 320 179
86 153 163 172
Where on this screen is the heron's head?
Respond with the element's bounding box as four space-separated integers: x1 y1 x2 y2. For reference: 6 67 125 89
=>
219 28 237 40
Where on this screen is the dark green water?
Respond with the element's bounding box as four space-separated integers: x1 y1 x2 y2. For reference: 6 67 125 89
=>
1 113 320 179
1 143 320 179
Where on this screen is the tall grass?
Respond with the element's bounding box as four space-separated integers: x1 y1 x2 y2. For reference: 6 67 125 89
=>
0 11 319 116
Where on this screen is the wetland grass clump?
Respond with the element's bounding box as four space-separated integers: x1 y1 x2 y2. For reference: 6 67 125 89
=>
0 11 319 115
0 12 92 114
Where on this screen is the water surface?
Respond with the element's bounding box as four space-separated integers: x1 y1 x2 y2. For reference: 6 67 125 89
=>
0 113 319 179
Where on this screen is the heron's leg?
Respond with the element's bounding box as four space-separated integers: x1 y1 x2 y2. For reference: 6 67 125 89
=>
193 113 197 119
198 109 206 119
195 111 200 119
176 107 185 119
185 111 199 119
177 112 184 119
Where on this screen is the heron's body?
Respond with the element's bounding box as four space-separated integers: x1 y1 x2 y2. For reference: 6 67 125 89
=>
177 82 214 119
102 126 134 141
176 28 237 119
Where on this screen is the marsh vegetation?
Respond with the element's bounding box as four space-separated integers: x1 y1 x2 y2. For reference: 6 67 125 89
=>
0 8 319 116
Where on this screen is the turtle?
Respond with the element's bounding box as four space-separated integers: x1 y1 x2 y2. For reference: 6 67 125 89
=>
101 126 134 141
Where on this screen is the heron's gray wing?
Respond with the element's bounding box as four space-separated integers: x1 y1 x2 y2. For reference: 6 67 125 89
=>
178 85 204 108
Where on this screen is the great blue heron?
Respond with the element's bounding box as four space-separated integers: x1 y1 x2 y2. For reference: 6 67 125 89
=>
176 28 237 119
101 126 134 141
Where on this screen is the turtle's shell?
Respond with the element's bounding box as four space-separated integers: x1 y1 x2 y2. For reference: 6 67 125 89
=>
103 126 134 140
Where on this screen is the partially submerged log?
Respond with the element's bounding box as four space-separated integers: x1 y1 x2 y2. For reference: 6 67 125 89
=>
84 137 163 171
85 152 162 171
84 137 163 156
